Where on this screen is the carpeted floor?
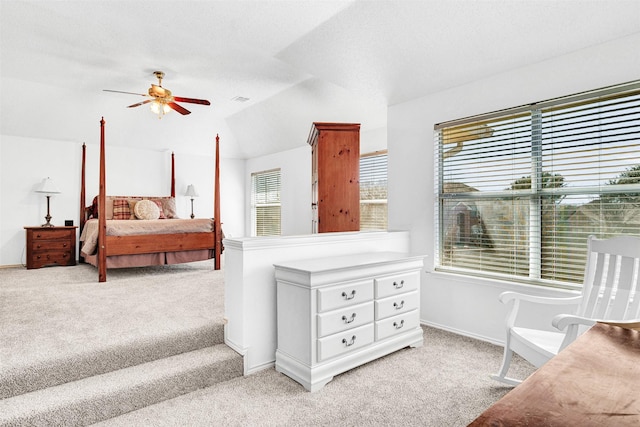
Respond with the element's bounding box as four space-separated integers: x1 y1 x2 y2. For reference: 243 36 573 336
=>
0 260 225 398
1 260 536 426
97 325 535 427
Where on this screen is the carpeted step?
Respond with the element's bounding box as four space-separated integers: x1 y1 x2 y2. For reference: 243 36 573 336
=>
0 323 224 400
0 343 242 427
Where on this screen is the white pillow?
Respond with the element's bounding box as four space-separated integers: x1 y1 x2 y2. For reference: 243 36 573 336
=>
134 199 160 220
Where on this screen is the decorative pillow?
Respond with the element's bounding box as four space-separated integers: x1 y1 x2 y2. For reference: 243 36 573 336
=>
152 200 166 219
127 199 142 220
134 199 160 220
112 199 131 220
106 197 114 220
160 197 178 219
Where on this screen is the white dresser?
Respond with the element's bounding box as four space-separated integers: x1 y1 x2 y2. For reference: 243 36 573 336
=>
274 252 424 392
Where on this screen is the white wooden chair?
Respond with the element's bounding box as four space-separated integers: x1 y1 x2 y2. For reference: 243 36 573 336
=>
491 235 640 386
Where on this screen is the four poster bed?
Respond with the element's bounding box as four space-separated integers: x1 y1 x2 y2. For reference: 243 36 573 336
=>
79 118 222 282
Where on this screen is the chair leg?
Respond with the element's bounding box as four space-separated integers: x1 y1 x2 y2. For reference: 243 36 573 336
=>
490 337 522 386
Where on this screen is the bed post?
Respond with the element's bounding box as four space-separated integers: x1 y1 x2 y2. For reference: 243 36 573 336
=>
98 118 107 282
171 151 176 198
214 134 221 270
80 143 86 234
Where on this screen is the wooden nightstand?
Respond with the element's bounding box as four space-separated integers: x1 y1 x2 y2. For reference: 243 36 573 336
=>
24 226 77 269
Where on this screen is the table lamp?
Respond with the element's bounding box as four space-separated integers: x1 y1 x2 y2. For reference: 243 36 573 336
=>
35 177 61 227
185 184 199 219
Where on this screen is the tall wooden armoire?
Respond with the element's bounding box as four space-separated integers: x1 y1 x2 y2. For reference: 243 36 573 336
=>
307 122 360 233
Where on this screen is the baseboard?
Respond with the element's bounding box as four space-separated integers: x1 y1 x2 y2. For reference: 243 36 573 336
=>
223 337 246 357
420 320 504 347
0 264 23 269
245 360 275 376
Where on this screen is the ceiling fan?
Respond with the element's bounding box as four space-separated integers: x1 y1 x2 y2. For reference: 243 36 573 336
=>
104 71 210 118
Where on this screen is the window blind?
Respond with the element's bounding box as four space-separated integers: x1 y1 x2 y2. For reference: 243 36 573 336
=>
360 152 388 230
251 169 281 236
435 81 640 287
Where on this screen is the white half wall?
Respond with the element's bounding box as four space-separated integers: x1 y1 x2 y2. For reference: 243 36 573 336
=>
387 32 640 344
223 230 413 374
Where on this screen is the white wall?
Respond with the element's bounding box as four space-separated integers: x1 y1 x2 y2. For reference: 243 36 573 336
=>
0 135 244 266
219 157 246 239
245 145 312 236
388 32 640 344
0 136 80 266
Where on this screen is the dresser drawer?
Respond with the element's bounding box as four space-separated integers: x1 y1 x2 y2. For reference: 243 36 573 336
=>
31 251 73 268
30 229 73 240
317 301 374 338
375 309 420 341
374 271 419 299
375 290 419 320
317 280 373 313
317 323 374 362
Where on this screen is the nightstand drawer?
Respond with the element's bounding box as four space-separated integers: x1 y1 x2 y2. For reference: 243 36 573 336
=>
31 251 73 268
30 229 73 240
31 240 72 251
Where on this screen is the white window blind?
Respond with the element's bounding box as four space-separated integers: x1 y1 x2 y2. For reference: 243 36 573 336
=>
360 152 388 230
435 81 640 287
251 169 281 236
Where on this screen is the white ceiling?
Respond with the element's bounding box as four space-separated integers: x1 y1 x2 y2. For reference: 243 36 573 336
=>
2 0 640 158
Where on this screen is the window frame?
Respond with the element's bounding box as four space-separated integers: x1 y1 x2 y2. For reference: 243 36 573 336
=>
434 80 640 289
360 150 388 231
250 168 282 237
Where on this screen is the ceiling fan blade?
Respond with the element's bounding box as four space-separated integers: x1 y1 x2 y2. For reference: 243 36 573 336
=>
127 100 152 108
168 102 191 115
173 96 210 106
103 89 147 97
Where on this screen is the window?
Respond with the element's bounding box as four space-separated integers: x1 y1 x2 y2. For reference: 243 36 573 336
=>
251 169 281 236
360 152 388 230
435 81 640 287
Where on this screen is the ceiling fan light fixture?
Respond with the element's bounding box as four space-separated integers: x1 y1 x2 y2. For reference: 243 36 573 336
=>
104 71 210 118
150 100 171 118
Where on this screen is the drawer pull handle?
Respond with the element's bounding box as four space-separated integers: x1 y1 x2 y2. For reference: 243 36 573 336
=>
341 290 356 300
342 313 356 324
393 320 405 329
393 300 405 310
62 243 67 247
342 335 356 347
36 244 41 249
393 280 405 289
36 234 42 238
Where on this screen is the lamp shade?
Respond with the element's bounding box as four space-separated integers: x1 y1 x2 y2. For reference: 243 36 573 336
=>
185 184 199 198
35 177 61 194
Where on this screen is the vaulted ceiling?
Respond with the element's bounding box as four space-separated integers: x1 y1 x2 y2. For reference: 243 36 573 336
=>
2 1 640 158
